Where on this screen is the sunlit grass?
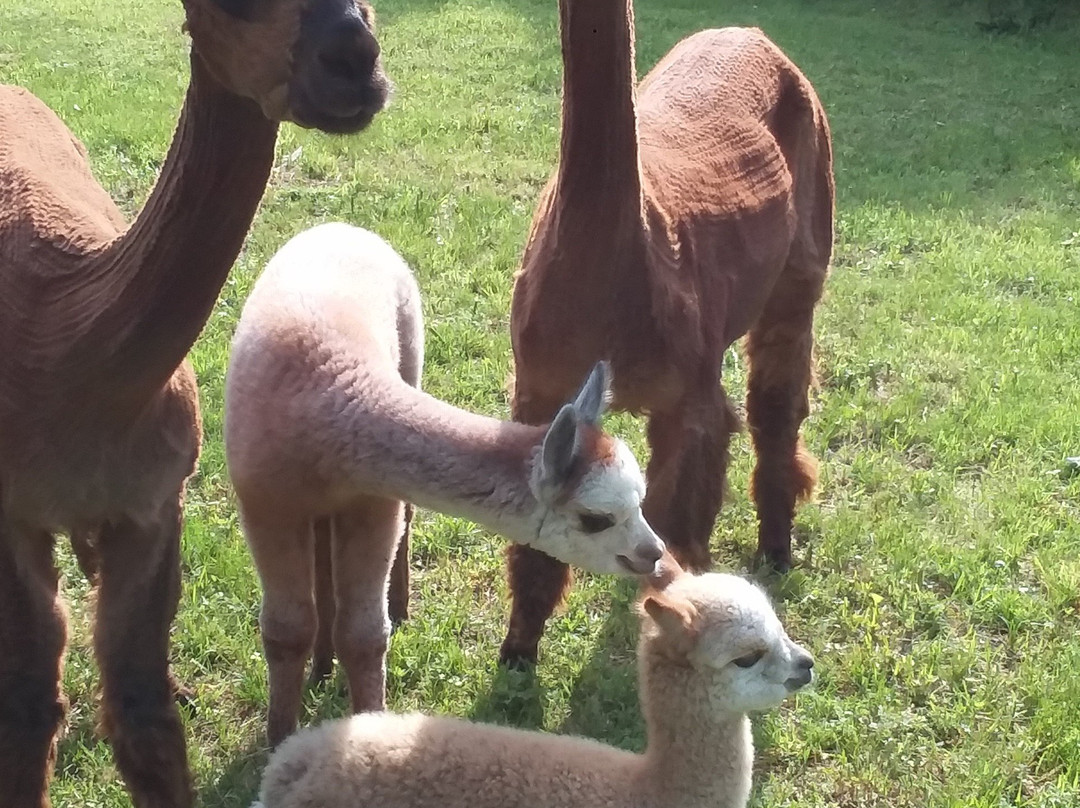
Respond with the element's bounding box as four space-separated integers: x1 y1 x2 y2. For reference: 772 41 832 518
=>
3 0 1079 805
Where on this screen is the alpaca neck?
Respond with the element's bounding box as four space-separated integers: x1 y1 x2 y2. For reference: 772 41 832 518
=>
555 0 643 222
79 51 279 410
639 656 754 808
343 379 550 544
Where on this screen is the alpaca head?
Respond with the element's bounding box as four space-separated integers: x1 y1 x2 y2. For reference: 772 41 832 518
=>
528 361 666 576
182 0 389 133
642 572 814 716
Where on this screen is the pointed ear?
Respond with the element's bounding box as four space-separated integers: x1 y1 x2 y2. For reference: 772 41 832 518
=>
641 591 697 640
539 403 581 491
571 361 612 425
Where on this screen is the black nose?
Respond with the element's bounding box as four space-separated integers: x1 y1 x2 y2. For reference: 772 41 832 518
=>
797 653 815 670
316 18 380 83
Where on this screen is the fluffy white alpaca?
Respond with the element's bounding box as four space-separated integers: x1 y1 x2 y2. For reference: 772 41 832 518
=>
224 223 666 745
255 566 814 808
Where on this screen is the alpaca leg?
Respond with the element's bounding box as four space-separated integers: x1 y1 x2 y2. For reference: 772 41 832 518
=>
499 391 571 668
243 507 317 747
70 527 100 584
93 503 191 808
70 528 194 709
642 397 737 573
387 503 412 627
331 496 404 713
0 523 66 808
309 518 335 686
745 275 823 571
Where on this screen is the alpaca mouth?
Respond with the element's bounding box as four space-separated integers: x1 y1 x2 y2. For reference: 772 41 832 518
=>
617 554 656 575
288 72 390 134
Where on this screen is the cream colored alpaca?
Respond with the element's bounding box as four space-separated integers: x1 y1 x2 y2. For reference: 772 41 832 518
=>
255 567 814 808
224 223 665 745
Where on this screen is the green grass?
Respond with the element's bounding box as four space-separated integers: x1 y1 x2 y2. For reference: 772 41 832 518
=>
4 0 1080 805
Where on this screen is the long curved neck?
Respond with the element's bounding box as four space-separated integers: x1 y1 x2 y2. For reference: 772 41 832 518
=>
76 51 279 408
639 653 753 808
338 379 549 543
555 0 643 221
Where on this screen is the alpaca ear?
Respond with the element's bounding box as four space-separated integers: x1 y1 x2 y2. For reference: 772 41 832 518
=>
572 361 612 425
539 403 581 491
642 592 697 640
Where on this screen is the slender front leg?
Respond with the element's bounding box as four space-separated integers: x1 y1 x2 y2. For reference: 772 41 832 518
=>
0 522 66 808
499 390 570 669
93 503 191 808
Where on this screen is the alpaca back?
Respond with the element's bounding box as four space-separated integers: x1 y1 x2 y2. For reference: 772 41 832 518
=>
635 27 832 350
224 223 424 502
636 27 819 219
260 711 637 808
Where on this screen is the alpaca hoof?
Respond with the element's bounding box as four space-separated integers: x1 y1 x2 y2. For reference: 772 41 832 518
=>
308 656 334 686
170 674 197 715
498 643 539 671
753 547 792 574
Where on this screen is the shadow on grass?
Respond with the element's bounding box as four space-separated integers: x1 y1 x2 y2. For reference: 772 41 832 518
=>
198 739 268 808
555 577 646 750
467 660 547 730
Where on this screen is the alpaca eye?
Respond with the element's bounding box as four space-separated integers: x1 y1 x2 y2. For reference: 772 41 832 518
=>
579 512 616 534
732 650 765 668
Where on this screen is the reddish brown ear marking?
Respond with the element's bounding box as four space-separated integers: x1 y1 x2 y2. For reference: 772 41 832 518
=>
576 423 619 465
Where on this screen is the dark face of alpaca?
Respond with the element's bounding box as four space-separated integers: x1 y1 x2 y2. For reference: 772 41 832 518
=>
190 0 389 134
288 0 389 133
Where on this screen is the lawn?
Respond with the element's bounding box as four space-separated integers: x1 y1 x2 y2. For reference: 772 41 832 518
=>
2 0 1079 805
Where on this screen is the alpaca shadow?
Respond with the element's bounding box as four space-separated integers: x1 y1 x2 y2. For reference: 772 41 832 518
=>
467 659 547 731
730 521 819 606
555 577 647 751
198 739 269 808
196 670 355 807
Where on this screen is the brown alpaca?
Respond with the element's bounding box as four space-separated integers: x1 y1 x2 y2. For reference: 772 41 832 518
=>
0 1 389 805
501 2 834 666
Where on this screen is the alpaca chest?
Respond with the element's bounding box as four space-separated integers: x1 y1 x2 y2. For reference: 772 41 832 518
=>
0 374 201 532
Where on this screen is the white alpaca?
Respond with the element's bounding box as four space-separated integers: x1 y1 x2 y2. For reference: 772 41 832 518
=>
224 223 666 745
254 567 814 808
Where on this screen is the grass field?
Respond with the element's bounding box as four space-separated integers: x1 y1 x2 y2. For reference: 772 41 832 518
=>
3 0 1080 805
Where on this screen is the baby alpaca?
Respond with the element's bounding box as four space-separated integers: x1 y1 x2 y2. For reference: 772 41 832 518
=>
225 223 665 745
256 568 814 808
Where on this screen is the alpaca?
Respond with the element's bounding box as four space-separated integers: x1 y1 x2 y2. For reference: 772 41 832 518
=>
254 565 814 808
224 223 666 747
0 2 388 805
501 1 835 666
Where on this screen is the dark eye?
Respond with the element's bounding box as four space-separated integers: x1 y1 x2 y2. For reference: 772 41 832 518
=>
732 650 766 669
579 513 616 534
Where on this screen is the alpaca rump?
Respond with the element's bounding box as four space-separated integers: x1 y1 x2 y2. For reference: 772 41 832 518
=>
256 569 814 808
502 1 834 667
0 3 388 806
224 223 665 746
